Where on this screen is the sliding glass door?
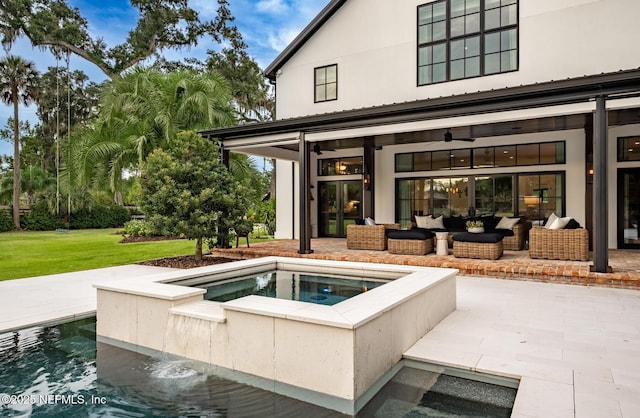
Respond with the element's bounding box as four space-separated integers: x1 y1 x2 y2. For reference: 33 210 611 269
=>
618 169 640 248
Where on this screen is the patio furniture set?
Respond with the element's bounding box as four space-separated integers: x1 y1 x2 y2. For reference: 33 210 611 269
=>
346 214 589 261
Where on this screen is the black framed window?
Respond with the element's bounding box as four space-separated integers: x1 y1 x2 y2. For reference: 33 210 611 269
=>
418 0 518 86
618 136 640 161
396 172 564 225
395 141 564 172
318 156 363 176
314 64 337 102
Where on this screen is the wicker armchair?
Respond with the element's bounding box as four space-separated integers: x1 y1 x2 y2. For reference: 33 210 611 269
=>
503 221 532 251
529 226 589 261
346 224 400 250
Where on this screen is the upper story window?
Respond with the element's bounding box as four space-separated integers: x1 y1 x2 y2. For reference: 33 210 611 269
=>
417 0 518 86
314 64 338 102
618 136 640 161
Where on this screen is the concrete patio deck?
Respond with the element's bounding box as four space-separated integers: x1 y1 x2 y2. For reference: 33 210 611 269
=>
211 238 640 289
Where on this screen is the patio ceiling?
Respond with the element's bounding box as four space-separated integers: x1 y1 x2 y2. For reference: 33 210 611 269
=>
202 68 640 159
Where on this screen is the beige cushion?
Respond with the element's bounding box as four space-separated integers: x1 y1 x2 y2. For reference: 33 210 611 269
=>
415 215 432 228
545 213 558 228
548 216 571 229
424 215 444 229
496 216 520 230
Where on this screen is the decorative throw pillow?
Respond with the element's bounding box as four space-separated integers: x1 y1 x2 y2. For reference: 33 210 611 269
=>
496 216 520 230
565 218 581 229
545 213 559 228
548 216 571 229
424 215 445 229
415 215 432 229
364 217 376 226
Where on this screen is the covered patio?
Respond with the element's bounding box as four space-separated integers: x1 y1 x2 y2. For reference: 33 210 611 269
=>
211 239 640 289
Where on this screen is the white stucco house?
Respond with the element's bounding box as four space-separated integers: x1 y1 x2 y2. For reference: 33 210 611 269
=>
203 0 640 272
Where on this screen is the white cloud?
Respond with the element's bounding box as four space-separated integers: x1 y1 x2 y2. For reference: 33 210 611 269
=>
257 0 289 14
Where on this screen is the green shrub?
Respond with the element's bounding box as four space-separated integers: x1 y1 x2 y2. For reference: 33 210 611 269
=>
0 209 13 232
21 202 65 231
70 205 131 229
123 219 158 237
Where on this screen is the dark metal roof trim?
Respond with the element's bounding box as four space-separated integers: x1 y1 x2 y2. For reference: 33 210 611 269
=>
264 0 347 81
203 68 640 140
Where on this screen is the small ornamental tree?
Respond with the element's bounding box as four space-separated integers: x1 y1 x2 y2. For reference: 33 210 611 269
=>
140 130 242 260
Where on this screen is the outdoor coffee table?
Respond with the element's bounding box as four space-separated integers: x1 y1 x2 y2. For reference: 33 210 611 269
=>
452 232 504 260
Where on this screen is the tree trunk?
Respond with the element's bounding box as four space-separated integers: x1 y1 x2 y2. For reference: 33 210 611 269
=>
195 237 203 261
12 93 21 230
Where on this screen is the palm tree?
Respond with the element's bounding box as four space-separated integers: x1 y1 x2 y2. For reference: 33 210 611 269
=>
68 67 234 204
0 55 40 229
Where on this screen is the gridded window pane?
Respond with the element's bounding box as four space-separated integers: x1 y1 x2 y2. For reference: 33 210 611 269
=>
433 43 447 62
467 56 480 77
433 63 447 82
419 25 432 43
501 28 518 50
474 147 494 167
326 66 337 82
418 6 433 24
501 50 517 72
395 154 413 172
466 12 480 33
414 152 432 170
502 4 517 26
451 0 466 17
418 66 431 84
433 21 447 40
495 145 516 166
540 142 564 164
451 149 471 169
451 39 465 60
485 53 500 74
485 32 500 53
485 8 500 30
315 68 326 84
451 60 465 80
517 144 539 165
451 16 465 37
618 137 640 161
326 83 337 100
418 46 431 65
315 86 326 102
432 151 451 170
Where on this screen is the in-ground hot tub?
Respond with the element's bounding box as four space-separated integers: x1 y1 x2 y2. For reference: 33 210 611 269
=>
94 257 457 414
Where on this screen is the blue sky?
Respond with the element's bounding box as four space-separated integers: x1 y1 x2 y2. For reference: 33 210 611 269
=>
0 0 329 158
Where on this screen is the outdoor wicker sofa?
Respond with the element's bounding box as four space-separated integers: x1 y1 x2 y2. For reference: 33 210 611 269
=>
346 223 400 251
529 226 589 261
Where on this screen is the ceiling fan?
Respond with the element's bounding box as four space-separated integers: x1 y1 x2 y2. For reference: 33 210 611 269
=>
444 128 475 142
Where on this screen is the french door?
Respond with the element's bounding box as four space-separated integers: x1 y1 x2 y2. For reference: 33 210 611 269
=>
318 181 363 237
618 168 640 248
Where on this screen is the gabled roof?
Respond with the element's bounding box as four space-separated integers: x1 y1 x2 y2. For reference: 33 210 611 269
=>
264 0 347 82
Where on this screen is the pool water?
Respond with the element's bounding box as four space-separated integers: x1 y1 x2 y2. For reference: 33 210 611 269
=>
199 270 387 305
0 318 345 417
0 320 517 417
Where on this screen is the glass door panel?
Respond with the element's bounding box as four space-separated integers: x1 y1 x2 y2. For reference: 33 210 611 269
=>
619 169 640 248
318 181 362 237
318 182 337 237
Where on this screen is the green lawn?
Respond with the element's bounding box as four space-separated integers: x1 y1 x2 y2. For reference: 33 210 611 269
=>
0 229 198 281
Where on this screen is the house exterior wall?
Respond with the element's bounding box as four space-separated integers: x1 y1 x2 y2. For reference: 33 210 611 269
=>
275 0 640 119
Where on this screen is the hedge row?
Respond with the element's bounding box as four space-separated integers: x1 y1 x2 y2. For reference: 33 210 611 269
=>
0 203 134 232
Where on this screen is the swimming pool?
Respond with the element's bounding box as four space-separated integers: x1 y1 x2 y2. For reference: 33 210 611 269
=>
196 270 387 305
0 318 517 417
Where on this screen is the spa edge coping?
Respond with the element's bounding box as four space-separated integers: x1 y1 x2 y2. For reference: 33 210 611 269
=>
93 257 458 329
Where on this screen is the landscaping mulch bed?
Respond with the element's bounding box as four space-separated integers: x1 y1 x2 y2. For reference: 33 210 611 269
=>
138 255 238 269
